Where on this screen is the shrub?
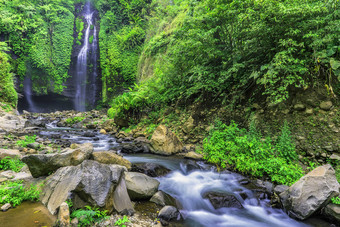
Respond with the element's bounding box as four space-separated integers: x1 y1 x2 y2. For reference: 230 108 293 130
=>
0 157 25 172
0 181 41 207
203 120 304 185
71 206 109 227
65 116 85 125
331 197 340 205
115 215 130 227
16 135 37 148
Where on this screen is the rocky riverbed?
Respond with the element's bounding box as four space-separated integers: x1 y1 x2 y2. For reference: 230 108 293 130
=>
0 110 340 226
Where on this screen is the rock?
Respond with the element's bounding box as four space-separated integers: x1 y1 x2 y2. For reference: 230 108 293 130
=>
330 154 340 161
182 144 195 152
41 160 127 215
255 180 274 195
0 170 16 179
71 218 78 227
280 164 340 220
0 169 32 182
0 113 26 131
0 149 21 159
100 119 115 132
178 151 203 160
116 131 129 139
114 117 129 128
131 163 171 177
324 145 334 152
124 172 160 200
320 101 333 111
203 192 243 209
22 143 93 177
58 202 70 227
27 142 40 150
322 203 340 223
157 206 181 225
305 108 313 115
294 104 306 111
112 178 134 215
1 203 11 212
24 119 45 128
91 151 131 170
83 132 96 137
150 125 183 155
99 129 107 134
274 185 289 195
150 191 178 207
183 116 194 133
134 137 150 144
120 143 146 154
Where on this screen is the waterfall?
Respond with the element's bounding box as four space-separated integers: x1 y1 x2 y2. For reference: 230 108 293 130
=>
23 76 38 112
74 1 98 111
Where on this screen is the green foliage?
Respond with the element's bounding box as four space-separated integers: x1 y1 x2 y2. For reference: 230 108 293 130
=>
89 35 94 44
115 215 130 227
65 116 85 125
0 45 17 107
0 0 75 94
0 181 41 207
203 120 303 185
331 197 340 205
0 102 13 112
0 157 25 172
95 0 150 102
71 206 109 227
108 0 340 115
16 135 37 148
275 121 298 162
78 32 83 41
76 17 84 33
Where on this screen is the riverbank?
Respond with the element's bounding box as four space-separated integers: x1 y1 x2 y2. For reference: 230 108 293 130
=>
0 109 339 226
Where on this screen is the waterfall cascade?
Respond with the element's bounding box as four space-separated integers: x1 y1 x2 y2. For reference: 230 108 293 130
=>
23 76 38 113
74 1 98 111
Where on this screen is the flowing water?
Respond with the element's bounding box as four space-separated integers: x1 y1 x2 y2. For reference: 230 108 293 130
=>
35 123 334 227
75 1 97 111
23 77 38 113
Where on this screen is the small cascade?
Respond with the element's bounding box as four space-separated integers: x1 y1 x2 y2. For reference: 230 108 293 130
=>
23 76 38 112
74 1 98 111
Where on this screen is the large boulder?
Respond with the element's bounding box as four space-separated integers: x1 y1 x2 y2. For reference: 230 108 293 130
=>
280 164 340 220
91 151 131 170
124 172 160 200
150 125 183 155
22 143 93 177
41 160 131 215
112 178 134 215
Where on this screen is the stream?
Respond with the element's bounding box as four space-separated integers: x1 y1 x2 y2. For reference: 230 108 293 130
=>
31 122 333 227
